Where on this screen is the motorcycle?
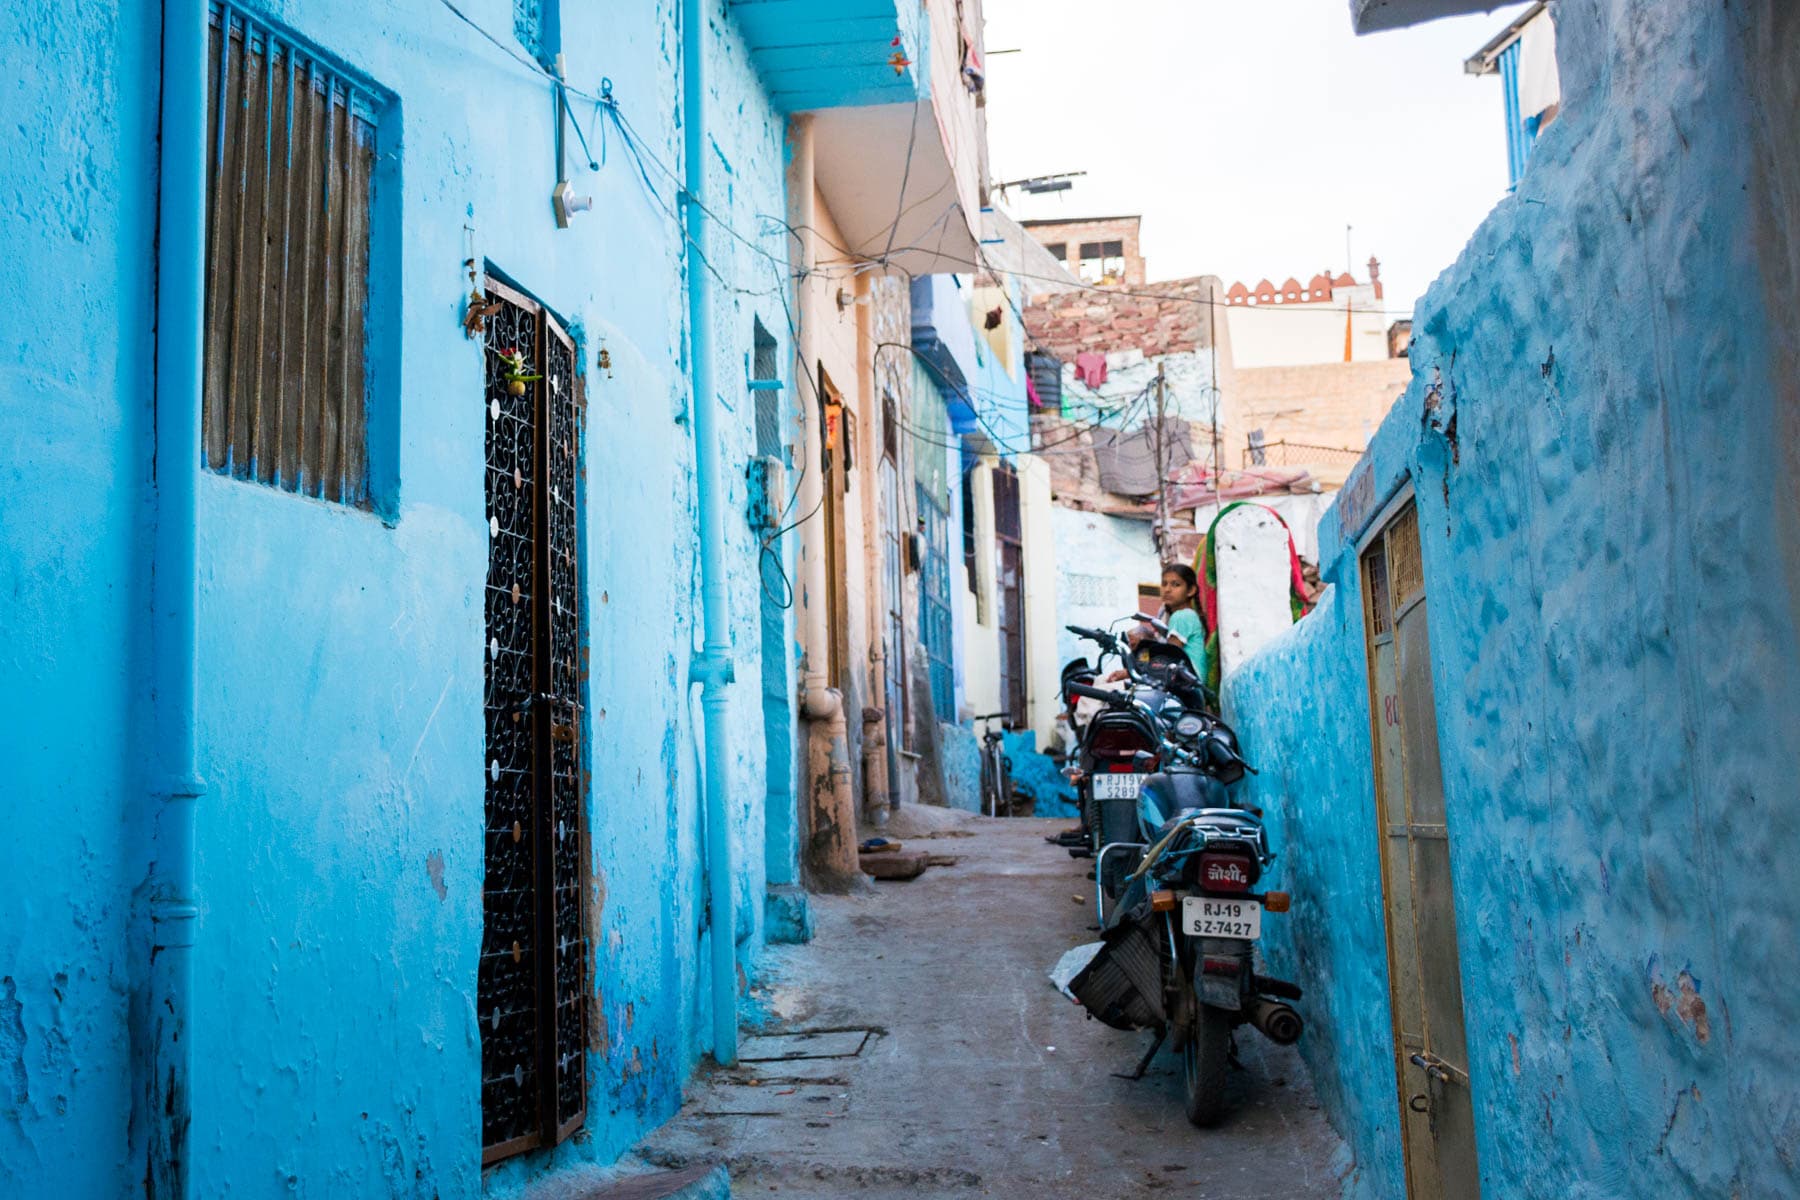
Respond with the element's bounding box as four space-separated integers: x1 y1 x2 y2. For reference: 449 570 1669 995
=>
1054 627 1303 1127
1060 618 1226 901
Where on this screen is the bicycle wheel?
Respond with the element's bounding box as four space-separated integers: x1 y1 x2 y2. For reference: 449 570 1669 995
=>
978 742 996 816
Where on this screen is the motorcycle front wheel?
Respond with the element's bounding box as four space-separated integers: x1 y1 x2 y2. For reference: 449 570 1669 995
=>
1183 1004 1232 1128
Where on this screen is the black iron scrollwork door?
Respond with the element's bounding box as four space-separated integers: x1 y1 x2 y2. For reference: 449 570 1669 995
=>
479 278 588 1162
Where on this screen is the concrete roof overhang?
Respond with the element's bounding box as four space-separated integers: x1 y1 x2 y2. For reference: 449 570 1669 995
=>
730 0 927 111
1349 0 1512 33
809 100 980 278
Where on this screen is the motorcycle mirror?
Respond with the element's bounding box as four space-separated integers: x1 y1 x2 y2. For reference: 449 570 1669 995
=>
1133 612 1171 634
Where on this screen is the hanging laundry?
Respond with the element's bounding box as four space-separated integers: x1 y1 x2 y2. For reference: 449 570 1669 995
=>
1074 352 1108 389
1025 372 1042 410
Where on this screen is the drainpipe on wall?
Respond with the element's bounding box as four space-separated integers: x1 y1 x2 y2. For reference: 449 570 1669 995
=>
143 0 207 1194
682 0 739 1068
784 115 860 888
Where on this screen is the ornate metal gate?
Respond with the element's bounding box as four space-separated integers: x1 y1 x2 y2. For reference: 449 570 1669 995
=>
480 279 588 1161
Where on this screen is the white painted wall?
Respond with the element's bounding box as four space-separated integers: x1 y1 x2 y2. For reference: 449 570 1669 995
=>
1060 346 1221 425
957 459 1001 720
1212 505 1298 679
1050 506 1162 671
1017 455 1061 745
1224 284 1389 368
1184 491 1334 565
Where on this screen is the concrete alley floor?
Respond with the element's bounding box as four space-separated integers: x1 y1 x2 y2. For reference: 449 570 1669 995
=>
635 812 1346 1199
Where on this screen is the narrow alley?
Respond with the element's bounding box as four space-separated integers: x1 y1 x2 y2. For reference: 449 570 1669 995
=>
636 812 1341 1199
6 1 1800 1198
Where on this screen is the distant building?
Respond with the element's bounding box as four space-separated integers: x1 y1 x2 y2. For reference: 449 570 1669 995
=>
1222 259 1391 368
1019 214 1149 288
1221 360 1410 488
1466 1 1561 188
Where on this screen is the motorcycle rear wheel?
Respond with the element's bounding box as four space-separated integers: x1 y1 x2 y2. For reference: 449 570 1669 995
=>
1183 1004 1232 1127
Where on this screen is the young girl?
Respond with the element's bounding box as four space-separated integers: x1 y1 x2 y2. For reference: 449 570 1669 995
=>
1156 562 1209 685
1106 563 1210 686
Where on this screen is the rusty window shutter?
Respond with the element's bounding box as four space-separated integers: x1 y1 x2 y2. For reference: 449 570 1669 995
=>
203 5 380 506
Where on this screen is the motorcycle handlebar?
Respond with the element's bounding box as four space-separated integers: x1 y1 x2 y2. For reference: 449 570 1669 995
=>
1065 624 1114 646
1064 681 1129 706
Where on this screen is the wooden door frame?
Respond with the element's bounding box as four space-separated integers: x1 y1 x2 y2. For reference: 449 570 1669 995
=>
817 362 848 688
1358 482 1452 1198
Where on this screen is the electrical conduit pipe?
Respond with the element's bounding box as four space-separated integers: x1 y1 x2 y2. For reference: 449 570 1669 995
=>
143 0 207 1194
682 0 739 1067
783 116 859 888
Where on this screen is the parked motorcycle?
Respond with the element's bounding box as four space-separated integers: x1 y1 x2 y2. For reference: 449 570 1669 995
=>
1060 618 1231 901
1053 623 1302 1127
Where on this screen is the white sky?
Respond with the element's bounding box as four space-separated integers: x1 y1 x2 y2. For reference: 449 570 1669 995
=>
981 0 1532 319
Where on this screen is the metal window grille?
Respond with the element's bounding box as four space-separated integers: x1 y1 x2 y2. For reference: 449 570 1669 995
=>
1365 541 1393 638
1386 505 1424 610
1062 571 1113 609
882 393 899 462
481 279 589 1162
514 0 545 60
1240 439 1363 469
917 483 955 717
751 319 781 458
960 469 977 592
204 4 379 505
992 464 1027 727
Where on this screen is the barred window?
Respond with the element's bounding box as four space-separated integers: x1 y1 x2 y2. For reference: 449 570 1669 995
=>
514 0 561 67
204 4 386 507
751 318 782 458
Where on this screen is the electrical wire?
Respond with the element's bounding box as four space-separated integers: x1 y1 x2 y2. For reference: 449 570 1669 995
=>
884 340 1156 460
878 96 924 265
434 0 1248 597
900 244 1394 317
439 1 1384 321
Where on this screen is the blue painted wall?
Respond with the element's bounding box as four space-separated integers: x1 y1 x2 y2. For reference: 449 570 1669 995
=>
911 270 1030 462
1225 4 1800 1197
0 0 804 1194
966 272 1031 460
0 3 160 1193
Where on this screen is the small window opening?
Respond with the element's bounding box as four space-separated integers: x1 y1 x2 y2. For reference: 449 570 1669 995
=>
204 5 391 509
751 318 781 458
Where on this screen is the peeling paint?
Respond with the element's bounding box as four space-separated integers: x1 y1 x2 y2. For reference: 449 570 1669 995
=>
1224 4 1800 1198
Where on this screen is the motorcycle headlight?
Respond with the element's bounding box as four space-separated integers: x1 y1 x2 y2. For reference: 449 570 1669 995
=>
1174 713 1205 740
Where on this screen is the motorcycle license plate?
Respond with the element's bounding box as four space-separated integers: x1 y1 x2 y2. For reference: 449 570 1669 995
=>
1092 773 1147 800
1183 896 1262 940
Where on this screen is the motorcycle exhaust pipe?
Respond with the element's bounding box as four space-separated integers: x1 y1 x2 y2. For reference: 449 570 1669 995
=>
1246 997 1304 1046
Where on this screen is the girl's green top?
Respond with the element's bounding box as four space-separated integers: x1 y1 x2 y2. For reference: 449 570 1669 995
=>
1167 607 1208 684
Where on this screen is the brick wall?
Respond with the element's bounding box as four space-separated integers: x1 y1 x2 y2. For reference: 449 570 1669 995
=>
1023 276 1218 361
